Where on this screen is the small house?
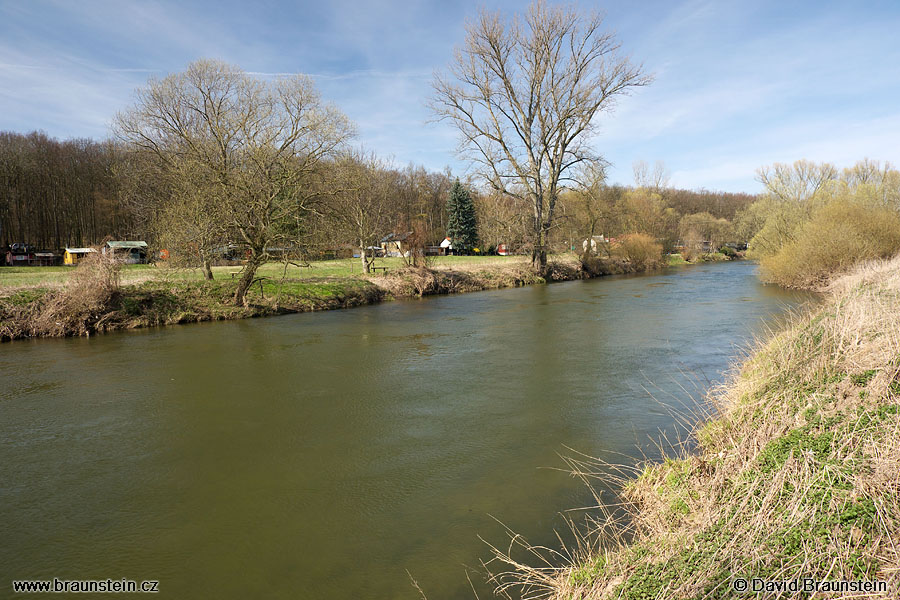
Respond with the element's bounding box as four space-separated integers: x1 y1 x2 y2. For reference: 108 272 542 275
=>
380 232 413 257
103 241 148 264
64 247 97 265
581 235 608 254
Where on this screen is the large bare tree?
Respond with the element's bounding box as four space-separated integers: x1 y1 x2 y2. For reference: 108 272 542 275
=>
431 1 650 274
755 159 838 205
115 59 355 304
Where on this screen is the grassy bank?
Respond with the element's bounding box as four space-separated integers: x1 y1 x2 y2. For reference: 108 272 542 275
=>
0 255 598 342
507 256 900 599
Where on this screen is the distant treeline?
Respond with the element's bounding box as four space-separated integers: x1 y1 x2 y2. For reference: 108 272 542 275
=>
0 131 133 248
1 129 757 256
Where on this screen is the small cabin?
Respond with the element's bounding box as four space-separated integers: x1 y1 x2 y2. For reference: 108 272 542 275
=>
64 247 97 265
380 232 413 257
102 241 148 264
31 252 59 266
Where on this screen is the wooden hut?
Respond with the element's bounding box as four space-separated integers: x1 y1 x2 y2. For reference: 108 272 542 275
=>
103 241 148 264
63 247 97 265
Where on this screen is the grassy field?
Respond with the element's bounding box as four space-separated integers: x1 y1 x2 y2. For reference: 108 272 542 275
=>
499 255 900 599
0 255 534 294
1 251 720 342
0 254 570 341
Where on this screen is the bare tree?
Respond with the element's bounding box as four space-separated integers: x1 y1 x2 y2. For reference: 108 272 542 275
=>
572 162 611 258
632 159 670 193
321 153 399 274
431 0 650 274
755 159 838 205
115 59 355 304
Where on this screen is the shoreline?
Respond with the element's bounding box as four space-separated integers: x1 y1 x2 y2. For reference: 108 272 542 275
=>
1 255 719 343
515 256 900 599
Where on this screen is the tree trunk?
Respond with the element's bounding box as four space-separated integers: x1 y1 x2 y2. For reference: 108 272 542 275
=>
531 215 549 276
360 242 370 274
234 252 264 306
530 194 548 276
202 258 214 281
531 246 547 274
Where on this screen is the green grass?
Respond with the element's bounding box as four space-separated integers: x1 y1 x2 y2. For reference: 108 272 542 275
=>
0 255 546 341
0 256 531 294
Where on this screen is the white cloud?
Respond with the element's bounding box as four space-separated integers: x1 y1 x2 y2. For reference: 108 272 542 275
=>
2 0 900 192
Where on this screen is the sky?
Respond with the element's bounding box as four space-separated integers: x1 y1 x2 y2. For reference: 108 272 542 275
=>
1 0 899 193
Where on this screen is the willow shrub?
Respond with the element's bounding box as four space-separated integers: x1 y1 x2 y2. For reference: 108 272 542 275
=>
759 199 900 288
613 233 664 271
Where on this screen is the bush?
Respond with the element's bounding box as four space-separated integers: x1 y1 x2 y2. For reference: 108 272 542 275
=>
613 233 664 271
718 245 737 258
759 199 900 288
32 250 121 336
680 245 698 262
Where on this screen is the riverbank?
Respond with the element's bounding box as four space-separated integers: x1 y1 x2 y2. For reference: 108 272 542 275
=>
0 254 629 342
523 256 900 599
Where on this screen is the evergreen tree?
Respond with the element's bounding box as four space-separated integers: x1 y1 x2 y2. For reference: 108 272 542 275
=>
446 179 478 252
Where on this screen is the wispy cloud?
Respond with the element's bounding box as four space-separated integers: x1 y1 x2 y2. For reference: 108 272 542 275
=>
2 0 899 192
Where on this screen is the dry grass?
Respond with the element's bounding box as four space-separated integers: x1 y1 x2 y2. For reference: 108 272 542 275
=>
26 250 121 337
375 263 550 298
492 255 900 599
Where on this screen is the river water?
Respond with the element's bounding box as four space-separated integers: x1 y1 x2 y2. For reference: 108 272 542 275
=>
0 261 811 599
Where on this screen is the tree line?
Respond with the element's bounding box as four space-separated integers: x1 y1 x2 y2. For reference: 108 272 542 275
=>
739 158 900 287
1 1 772 305
0 131 132 248
0 123 757 260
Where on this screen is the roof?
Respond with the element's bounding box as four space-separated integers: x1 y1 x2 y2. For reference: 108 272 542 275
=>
106 241 148 249
380 231 413 243
65 247 97 254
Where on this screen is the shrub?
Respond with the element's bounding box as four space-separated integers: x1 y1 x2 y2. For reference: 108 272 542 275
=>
759 199 900 288
32 249 121 336
613 233 664 271
718 245 737 258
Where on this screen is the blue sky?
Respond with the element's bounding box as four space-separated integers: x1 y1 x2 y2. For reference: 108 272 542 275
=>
2 0 899 192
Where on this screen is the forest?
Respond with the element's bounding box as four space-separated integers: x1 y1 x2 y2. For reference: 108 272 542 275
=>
0 130 755 262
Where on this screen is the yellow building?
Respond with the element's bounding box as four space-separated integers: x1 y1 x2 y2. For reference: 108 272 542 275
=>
63 247 96 265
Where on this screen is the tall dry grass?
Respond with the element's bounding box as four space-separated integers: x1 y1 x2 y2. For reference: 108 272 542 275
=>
492 254 900 599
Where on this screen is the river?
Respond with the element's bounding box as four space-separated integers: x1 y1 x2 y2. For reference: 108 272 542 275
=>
0 261 811 599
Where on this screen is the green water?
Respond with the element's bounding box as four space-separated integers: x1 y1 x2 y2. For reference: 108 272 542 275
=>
0 261 811 598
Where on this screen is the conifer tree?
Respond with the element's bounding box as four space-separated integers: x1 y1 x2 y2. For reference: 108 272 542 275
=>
446 179 478 252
